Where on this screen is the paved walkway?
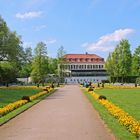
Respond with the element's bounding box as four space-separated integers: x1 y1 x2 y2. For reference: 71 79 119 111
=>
0 85 115 140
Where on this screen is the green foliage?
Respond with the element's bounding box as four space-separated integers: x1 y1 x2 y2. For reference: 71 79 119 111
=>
31 42 48 84
18 47 33 78
119 40 132 78
132 46 140 76
106 39 132 82
57 46 66 82
0 16 25 85
48 58 58 74
136 77 140 84
0 62 17 86
0 16 23 63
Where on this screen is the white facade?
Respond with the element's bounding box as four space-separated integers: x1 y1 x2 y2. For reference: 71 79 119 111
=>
62 54 108 83
65 76 108 83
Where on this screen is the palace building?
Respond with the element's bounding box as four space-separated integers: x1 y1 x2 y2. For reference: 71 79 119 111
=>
62 53 108 83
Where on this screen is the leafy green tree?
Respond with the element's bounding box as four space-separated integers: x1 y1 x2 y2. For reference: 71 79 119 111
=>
0 16 24 85
105 53 114 76
19 47 33 78
57 46 66 82
112 45 121 79
132 46 140 76
106 39 132 83
0 16 22 62
0 62 17 86
48 58 58 74
0 16 9 61
31 42 48 85
118 40 132 82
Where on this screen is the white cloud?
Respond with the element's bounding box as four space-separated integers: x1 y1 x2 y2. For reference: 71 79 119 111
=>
34 25 47 31
82 28 134 52
16 11 43 19
45 39 57 45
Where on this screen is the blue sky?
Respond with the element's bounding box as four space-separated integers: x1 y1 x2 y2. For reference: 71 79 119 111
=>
0 0 140 58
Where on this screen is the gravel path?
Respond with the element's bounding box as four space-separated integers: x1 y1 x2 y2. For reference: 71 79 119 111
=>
0 85 115 140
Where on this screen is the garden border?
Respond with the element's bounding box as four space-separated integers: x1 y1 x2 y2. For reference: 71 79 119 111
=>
0 89 57 126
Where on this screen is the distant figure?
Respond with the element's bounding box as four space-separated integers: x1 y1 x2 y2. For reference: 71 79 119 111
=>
102 83 104 88
97 82 100 87
57 82 60 87
51 83 54 88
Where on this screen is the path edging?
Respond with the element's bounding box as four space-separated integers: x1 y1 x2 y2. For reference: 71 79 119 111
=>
0 89 57 126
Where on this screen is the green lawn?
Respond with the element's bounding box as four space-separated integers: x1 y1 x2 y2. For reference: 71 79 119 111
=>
95 88 140 120
0 88 42 107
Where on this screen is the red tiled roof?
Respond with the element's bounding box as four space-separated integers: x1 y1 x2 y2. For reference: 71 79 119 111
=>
64 61 104 64
64 54 103 59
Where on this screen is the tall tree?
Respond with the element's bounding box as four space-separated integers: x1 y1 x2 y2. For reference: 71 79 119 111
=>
57 46 66 82
118 40 132 82
106 39 132 82
0 62 17 86
132 46 140 76
0 16 24 85
105 53 114 76
31 42 48 85
48 58 58 74
0 16 22 63
19 47 33 78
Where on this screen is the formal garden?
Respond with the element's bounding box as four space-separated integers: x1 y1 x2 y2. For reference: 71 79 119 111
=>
0 13 140 140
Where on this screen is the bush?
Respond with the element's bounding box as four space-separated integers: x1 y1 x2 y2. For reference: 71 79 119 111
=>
98 95 107 100
88 86 94 91
43 88 49 92
22 96 31 102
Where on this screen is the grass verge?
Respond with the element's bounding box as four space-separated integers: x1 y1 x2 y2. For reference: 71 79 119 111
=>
0 88 42 107
95 88 140 120
0 89 56 126
84 90 136 140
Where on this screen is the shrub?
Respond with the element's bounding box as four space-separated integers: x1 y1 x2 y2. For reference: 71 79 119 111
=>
88 86 94 91
43 88 49 92
98 95 107 100
22 96 31 102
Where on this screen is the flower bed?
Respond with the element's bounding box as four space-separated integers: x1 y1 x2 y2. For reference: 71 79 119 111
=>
0 100 28 117
84 88 140 137
0 87 53 117
90 83 140 89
